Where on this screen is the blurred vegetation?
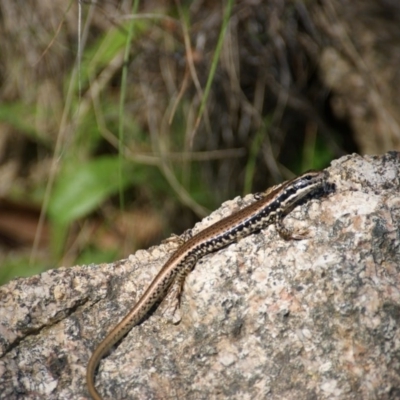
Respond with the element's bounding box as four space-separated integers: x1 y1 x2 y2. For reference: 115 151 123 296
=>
1 0 399 285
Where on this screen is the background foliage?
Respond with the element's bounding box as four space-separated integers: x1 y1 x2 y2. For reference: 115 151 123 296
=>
1 0 399 284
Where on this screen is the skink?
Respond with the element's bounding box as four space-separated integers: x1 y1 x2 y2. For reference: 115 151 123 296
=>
86 169 334 399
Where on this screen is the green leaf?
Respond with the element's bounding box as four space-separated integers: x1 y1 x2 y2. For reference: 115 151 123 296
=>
48 156 131 225
0 257 47 285
77 246 119 266
0 102 41 140
72 21 149 92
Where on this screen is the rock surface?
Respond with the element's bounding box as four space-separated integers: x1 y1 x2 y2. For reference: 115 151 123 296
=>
1 152 400 399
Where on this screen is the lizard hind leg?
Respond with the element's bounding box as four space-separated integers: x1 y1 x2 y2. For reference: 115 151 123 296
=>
161 257 196 324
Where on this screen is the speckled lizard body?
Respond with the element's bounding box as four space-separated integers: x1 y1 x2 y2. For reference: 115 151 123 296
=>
86 170 334 400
